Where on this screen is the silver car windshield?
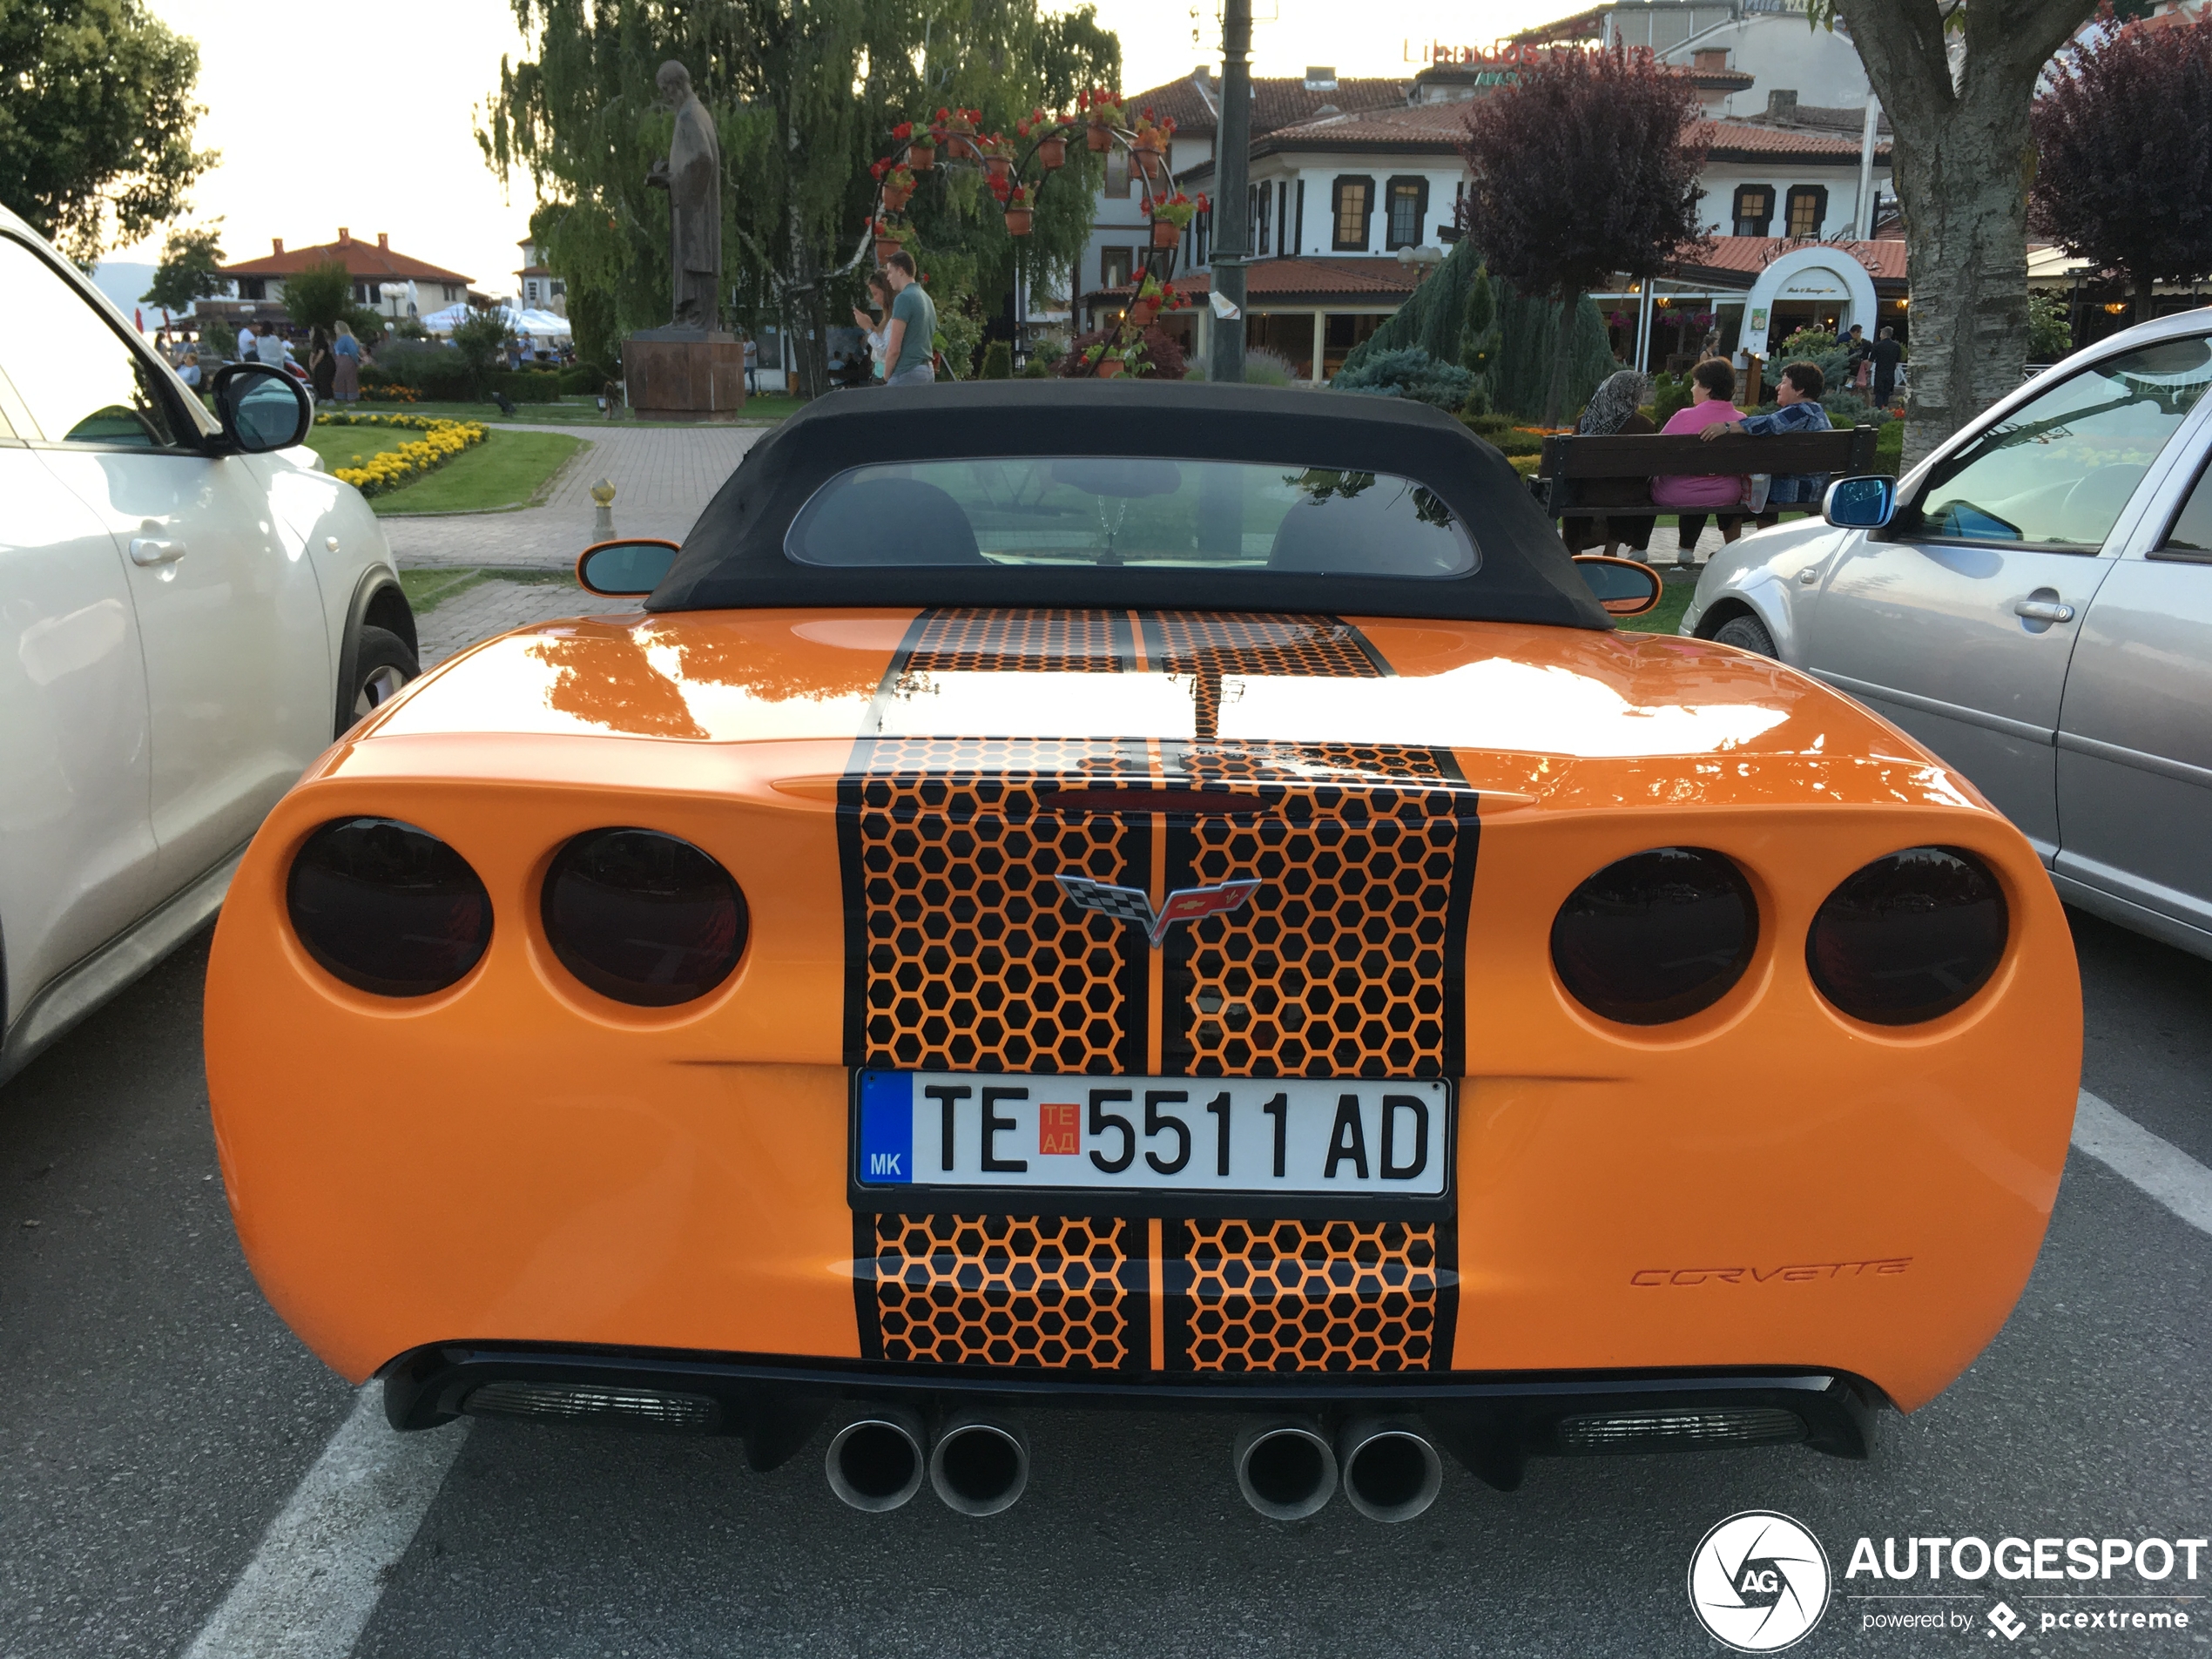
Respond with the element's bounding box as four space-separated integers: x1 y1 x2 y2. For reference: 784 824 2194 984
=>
783 456 1479 579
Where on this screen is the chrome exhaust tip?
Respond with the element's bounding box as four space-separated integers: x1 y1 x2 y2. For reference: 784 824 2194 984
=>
928 1414 1029 1516
825 1409 927 1513
1234 1420 1338 1521
1339 1417 1444 1523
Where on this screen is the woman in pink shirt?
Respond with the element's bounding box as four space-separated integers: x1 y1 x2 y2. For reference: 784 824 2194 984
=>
1653 357 1749 562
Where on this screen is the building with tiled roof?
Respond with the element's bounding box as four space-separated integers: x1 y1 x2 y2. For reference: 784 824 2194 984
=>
212 230 478 325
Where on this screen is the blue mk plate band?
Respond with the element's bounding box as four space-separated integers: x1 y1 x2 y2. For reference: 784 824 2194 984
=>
857 1070 914 1184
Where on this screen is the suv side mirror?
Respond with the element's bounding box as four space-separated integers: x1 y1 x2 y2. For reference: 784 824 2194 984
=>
211 364 313 453
1824 475 1898 530
1572 553 1664 617
577 538 679 597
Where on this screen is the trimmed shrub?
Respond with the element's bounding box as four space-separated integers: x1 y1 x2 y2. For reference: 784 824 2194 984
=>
1332 346 1477 410
559 362 613 395
980 340 1014 380
489 370 562 403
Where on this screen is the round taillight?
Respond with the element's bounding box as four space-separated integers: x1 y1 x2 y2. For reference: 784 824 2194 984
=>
1551 847 1757 1025
287 818 491 996
542 828 745 1007
1808 846 2007 1025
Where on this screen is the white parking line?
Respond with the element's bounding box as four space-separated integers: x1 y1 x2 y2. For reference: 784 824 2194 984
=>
2073 1089 2212 1238
183 1386 468 1659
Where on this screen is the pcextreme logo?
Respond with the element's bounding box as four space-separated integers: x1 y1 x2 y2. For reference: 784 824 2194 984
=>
1689 1511 1833 1652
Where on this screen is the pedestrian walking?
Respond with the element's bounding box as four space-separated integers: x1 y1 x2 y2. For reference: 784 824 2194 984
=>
1871 326 1904 408
308 325 336 401
851 273 894 385
880 252 937 388
1844 323 1872 391
331 320 362 402
743 333 759 395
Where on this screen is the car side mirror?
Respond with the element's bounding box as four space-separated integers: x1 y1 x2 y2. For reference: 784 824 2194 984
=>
1572 554 1664 617
210 363 313 453
577 538 679 597
1824 475 1898 530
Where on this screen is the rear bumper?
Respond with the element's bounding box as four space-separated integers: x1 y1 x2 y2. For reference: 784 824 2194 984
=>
381 1341 1881 1488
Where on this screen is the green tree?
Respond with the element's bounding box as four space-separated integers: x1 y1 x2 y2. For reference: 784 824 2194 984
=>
0 0 216 264
281 260 353 332
481 0 1115 399
141 220 225 314
450 305 515 398
1459 267 1499 415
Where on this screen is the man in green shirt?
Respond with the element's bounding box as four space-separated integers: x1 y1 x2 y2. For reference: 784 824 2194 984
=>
881 251 937 387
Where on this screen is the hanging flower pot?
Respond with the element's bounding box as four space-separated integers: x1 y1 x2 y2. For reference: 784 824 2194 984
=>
1094 356 1124 378
1004 207 1033 236
1086 122 1111 152
881 186 911 212
1037 136 1066 170
1128 298 1159 327
1130 143 1164 182
1150 217 1180 248
907 141 935 171
983 153 1011 183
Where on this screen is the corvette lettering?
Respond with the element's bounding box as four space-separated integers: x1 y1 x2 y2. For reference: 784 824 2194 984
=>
1630 1258 1912 1285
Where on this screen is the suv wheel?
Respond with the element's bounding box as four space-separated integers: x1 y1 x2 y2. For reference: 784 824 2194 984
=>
347 624 419 729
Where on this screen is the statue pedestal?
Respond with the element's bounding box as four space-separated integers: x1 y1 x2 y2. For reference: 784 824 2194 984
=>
623 329 746 421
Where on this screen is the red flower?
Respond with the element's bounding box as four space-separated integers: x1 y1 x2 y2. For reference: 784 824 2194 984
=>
935 106 949 120
892 120 913 140
870 158 887 179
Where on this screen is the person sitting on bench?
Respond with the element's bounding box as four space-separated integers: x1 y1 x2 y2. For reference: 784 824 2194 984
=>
1653 357 1748 564
1700 359 1834 524
1559 369 1657 560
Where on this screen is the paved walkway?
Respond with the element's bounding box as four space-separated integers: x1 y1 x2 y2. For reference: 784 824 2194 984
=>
381 421 764 569
415 579 615 668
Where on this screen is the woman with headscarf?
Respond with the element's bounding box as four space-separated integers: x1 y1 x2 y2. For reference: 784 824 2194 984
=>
1559 368 1657 559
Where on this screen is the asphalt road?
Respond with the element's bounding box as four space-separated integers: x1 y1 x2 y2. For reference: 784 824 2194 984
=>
2 910 2206 1659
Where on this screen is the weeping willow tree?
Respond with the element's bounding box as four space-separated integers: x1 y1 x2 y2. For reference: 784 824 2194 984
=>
482 0 1116 397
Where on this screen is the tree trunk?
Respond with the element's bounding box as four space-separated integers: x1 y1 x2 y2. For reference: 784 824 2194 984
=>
1543 291 1580 428
1836 0 2099 469
785 212 829 401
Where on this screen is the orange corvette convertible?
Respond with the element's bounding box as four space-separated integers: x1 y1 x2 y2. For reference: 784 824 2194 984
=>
206 383 2080 1522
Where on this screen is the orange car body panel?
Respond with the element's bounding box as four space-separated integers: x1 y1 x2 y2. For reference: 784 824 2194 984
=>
205 607 2081 1408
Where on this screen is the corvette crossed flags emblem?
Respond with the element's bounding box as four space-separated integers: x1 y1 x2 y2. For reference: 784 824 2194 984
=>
1054 874 1262 948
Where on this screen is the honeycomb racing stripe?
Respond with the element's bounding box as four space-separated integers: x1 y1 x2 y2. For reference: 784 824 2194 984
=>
841 610 1472 1372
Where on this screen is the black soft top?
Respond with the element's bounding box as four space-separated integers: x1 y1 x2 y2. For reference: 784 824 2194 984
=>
647 380 1608 629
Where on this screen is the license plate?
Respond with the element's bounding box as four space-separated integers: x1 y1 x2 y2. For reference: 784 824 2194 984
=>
853 1071 1451 1198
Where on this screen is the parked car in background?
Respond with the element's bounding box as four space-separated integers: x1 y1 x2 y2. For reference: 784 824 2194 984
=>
1683 308 2212 963
0 205 418 1086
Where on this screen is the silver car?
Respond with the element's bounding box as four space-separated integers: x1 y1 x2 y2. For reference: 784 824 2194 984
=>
1681 307 2212 961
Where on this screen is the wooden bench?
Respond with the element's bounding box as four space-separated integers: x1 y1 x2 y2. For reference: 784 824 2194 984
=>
1535 424 1880 519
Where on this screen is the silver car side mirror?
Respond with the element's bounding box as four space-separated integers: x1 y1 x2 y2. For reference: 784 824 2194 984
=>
1824 475 1898 530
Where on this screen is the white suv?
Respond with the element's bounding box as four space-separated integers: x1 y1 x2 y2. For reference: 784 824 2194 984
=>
0 206 416 1084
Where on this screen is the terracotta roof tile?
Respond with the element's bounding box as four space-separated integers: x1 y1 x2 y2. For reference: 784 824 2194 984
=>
219 234 474 285
1120 72 1412 139
1669 233 1908 281
1696 118 1891 160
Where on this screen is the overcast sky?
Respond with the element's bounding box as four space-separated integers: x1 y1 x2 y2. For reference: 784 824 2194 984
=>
114 0 1537 293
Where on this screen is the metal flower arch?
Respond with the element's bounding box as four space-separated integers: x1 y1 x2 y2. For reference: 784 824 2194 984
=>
847 95 1205 378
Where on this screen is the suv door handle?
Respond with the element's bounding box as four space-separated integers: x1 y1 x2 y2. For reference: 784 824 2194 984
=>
129 536 187 567
2014 597 2074 623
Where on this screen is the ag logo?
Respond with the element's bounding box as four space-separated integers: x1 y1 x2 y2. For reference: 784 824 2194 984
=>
1688 1510 1831 1652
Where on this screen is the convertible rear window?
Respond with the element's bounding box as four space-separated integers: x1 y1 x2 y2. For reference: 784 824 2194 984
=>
783 456 1479 579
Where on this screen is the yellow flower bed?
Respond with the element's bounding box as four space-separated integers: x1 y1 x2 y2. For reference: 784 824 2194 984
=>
318 412 488 497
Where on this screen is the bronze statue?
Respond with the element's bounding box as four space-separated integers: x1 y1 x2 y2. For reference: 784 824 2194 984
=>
645 60 722 332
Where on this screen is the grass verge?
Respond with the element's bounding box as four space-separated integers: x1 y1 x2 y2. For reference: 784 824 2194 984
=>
1616 573 1697 636
385 395 800 427
399 566 581 615
349 430 585 516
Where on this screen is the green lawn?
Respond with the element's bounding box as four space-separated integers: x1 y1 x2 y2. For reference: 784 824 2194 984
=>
1616 572 1697 636
399 566 580 614
387 394 799 427
304 425 412 470
307 425 588 516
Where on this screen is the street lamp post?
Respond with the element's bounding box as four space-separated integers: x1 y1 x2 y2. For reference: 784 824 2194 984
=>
1207 0 1252 388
